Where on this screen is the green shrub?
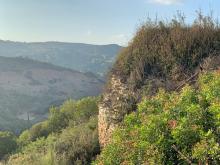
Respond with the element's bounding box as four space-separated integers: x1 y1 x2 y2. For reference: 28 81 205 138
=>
7 136 56 165
47 97 99 133
55 117 100 165
47 106 69 133
0 131 17 159
95 71 220 165
16 97 99 148
7 97 100 165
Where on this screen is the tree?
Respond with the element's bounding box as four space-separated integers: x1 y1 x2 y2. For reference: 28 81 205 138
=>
0 131 17 159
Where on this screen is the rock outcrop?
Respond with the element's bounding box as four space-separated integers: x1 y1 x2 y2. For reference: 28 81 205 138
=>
98 75 135 147
98 56 220 147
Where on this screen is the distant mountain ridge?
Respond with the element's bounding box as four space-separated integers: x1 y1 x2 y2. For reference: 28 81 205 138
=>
0 56 104 133
0 40 122 76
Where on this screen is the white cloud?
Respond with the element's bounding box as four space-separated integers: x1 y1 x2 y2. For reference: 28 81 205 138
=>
148 0 182 5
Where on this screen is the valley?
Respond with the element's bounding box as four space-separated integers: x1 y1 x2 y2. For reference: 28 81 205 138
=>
0 56 104 133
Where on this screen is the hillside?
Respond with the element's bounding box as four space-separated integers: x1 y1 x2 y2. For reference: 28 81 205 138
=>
0 56 104 133
96 14 220 164
2 14 220 165
96 71 220 164
1 97 100 164
98 14 220 147
0 41 122 76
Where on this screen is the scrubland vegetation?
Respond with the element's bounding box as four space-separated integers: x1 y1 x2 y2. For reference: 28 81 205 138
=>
0 97 100 165
1 12 220 165
113 12 220 88
95 71 220 164
97 12 220 164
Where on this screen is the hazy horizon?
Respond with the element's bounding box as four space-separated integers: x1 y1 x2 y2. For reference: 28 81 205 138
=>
1 0 220 45
0 39 123 46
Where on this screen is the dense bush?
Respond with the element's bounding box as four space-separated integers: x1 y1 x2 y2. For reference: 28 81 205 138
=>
8 119 100 165
112 12 220 88
55 117 100 164
17 97 99 146
7 136 56 165
6 97 100 165
0 131 17 160
95 71 220 165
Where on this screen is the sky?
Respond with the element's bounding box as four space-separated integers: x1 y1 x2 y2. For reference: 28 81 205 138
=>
0 0 220 45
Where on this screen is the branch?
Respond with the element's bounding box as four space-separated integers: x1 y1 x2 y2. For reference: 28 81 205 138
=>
175 72 199 91
172 145 193 164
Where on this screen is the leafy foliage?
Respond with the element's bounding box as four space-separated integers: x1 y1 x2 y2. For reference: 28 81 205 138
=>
6 97 100 165
0 132 17 160
95 71 220 165
17 97 99 145
55 117 100 164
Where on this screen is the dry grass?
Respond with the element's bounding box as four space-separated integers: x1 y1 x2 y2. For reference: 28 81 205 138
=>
111 12 220 89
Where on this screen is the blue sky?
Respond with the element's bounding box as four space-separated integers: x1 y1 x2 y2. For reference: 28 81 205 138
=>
0 0 220 45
